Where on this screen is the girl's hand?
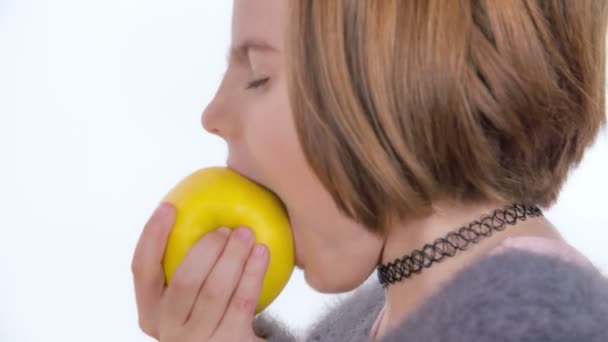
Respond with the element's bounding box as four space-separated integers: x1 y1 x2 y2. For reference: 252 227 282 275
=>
131 203 269 342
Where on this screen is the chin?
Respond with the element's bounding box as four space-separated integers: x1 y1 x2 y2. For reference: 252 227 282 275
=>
303 269 366 294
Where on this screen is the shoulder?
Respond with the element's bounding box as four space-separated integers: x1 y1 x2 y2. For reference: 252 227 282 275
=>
253 313 299 342
305 281 384 342
255 276 384 342
382 249 608 342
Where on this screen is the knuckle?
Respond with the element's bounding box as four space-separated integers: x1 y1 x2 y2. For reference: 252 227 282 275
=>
245 258 266 276
159 331 182 342
138 317 158 338
209 229 231 244
131 258 160 282
231 294 256 314
240 270 259 285
171 271 200 290
200 283 225 302
229 235 252 249
198 230 229 250
224 244 251 267
223 254 245 270
242 261 267 284
141 219 162 241
131 258 146 278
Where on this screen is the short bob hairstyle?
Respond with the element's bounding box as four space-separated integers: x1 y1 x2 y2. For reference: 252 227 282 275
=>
286 0 608 232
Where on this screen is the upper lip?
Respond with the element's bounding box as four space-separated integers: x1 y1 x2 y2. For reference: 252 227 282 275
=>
227 160 276 197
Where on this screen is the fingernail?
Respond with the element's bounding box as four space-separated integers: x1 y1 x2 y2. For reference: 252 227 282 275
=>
217 227 232 236
235 227 253 241
253 244 266 257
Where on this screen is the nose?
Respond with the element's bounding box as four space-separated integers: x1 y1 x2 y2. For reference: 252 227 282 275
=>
201 94 238 141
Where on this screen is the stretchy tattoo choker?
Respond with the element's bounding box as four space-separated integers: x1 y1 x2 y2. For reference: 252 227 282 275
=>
376 203 543 287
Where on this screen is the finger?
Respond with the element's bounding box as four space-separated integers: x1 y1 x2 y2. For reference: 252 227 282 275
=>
186 226 255 336
131 202 175 336
158 227 231 332
215 243 269 338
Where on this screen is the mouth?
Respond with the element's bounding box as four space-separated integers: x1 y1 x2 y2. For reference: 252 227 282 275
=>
226 160 301 267
226 161 283 200
226 161 254 182
226 164 269 193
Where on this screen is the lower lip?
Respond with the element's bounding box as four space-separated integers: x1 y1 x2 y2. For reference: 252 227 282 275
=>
228 166 263 188
226 164 246 178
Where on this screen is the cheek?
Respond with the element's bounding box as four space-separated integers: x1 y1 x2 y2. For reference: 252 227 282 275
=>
246 80 292 161
245 83 311 202
242 85 384 292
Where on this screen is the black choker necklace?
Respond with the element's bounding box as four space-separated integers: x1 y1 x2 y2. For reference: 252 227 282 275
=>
376 203 543 287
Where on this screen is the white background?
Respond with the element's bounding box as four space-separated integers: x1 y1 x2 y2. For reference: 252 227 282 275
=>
1 1 607 341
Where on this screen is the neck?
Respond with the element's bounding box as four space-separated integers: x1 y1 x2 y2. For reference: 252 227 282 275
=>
372 200 561 340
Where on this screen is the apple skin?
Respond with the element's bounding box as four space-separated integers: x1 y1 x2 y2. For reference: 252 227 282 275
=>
161 167 295 313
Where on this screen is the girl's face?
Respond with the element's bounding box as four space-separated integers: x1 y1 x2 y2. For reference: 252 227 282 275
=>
202 0 384 293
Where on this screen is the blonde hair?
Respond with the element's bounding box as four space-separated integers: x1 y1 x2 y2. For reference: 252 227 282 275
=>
286 0 608 232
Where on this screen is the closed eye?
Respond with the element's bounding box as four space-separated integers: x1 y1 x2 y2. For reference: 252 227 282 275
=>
246 77 270 90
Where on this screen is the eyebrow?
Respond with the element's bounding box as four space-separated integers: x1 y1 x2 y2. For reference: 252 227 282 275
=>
226 39 278 65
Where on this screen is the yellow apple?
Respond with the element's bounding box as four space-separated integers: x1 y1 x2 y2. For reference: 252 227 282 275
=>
161 167 295 313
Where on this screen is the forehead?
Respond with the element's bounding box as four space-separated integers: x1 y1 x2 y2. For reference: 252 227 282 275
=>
231 0 285 49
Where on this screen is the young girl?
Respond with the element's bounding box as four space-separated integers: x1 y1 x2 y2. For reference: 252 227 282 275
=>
131 1 608 341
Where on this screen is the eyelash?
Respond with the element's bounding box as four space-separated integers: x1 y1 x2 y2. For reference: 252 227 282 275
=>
246 77 270 90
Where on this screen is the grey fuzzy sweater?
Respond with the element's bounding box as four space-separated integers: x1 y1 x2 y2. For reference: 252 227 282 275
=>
253 249 608 341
